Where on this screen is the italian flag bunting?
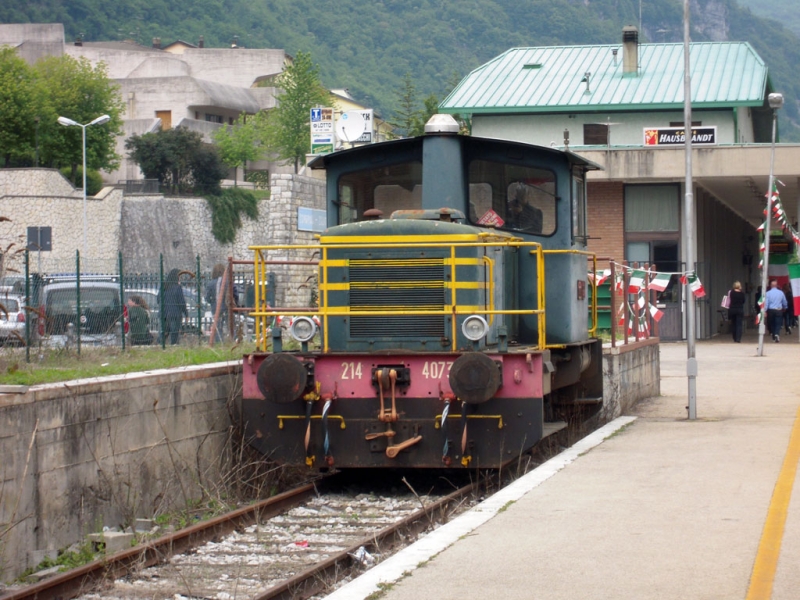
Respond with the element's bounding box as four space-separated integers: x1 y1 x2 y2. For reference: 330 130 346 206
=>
789 263 800 315
589 269 611 286
649 273 671 292
628 270 646 293
649 303 664 322
688 274 705 298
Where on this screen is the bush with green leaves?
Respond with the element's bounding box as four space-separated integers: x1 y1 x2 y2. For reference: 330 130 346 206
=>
126 127 227 196
59 166 103 195
206 187 259 244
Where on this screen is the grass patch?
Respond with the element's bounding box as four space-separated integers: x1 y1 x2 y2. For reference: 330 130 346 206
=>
366 582 395 600
18 542 98 581
498 500 515 513
0 341 257 386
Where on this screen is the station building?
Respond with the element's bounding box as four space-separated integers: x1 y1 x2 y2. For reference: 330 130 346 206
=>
440 27 800 340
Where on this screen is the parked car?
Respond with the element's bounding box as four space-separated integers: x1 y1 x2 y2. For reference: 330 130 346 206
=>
40 281 127 347
0 294 27 346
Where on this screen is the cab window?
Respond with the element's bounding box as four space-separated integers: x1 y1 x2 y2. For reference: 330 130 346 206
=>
337 161 423 223
468 160 556 235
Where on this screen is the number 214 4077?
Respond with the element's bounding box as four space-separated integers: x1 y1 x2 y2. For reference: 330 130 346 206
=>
339 361 453 380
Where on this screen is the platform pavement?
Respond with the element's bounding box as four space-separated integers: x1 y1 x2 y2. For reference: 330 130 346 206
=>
326 330 800 600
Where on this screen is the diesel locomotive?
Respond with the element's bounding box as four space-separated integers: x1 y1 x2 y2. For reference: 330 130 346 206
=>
241 114 604 469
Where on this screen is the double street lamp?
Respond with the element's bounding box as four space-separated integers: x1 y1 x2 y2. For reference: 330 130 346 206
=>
57 114 111 256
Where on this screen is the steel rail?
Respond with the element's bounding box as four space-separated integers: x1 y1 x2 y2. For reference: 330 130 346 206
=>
252 481 480 600
2 478 334 600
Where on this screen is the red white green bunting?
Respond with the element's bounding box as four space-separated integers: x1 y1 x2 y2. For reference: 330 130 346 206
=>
628 270 646 293
649 273 671 292
592 264 710 299
688 274 705 298
649 303 664 322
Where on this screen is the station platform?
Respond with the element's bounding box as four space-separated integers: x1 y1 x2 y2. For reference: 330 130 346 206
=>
327 331 800 600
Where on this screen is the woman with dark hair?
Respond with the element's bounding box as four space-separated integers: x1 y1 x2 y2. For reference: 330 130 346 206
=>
159 268 187 345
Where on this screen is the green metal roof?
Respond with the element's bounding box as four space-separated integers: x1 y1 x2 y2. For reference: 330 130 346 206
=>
440 42 768 114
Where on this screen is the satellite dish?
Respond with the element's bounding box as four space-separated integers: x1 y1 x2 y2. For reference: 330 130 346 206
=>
336 111 367 144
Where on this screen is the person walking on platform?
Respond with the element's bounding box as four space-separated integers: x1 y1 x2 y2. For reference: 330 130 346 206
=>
764 279 787 342
727 281 746 343
782 283 795 335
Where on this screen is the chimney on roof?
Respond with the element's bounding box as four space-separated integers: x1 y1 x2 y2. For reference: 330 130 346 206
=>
622 26 638 74
152 37 161 49
231 35 239 48
74 34 83 46
198 35 204 48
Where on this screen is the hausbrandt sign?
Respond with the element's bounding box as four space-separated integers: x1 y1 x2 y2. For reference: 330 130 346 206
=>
644 126 717 146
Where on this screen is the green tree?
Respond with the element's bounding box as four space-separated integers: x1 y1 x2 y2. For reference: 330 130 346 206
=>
392 72 418 138
408 93 440 137
212 113 264 186
126 127 226 195
33 55 124 176
0 48 44 166
259 51 331 173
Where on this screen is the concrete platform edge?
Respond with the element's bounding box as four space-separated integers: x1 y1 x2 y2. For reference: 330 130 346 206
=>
325 415 638 600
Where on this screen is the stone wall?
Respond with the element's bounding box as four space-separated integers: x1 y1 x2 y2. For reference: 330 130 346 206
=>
0 363 238 581
0 168 80 197
265 173 326 308
0 169 327 292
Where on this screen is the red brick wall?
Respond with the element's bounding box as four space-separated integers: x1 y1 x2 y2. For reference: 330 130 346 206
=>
587 181 625 265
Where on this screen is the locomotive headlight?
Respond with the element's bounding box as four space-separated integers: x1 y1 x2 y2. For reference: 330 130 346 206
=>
462 315 489 341
290 316 318 343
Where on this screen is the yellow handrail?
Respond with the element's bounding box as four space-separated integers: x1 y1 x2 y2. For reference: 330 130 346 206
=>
250 240 598 352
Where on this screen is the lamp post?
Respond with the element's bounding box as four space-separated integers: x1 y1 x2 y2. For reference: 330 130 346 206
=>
756 92 783 357
57 114 111 256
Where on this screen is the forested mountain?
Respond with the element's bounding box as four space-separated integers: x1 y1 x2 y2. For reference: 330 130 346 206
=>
3 0 799 139
736 0 799 37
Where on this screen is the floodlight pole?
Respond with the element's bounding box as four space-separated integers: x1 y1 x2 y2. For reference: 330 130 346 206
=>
756 93 784 356
57 114 111 257
683 0 697 420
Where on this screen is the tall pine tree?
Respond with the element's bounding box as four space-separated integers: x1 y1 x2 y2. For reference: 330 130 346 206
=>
258 51 330 173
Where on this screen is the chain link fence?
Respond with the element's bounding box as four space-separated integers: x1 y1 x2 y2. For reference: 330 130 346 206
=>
1 251 275 361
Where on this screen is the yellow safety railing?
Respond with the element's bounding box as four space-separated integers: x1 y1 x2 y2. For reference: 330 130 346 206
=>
250 240 597 352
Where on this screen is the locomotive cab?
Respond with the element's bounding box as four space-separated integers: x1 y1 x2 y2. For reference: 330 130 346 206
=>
241 115 604 469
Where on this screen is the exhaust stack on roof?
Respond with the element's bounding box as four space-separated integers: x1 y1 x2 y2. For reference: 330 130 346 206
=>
622 26 639 74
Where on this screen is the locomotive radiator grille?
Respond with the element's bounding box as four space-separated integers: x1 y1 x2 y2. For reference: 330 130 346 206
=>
348 258 446 338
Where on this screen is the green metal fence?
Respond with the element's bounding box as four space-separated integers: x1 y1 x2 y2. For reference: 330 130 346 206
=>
1 251 275 361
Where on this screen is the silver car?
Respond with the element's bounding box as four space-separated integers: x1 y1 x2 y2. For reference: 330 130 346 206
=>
0 295 27 346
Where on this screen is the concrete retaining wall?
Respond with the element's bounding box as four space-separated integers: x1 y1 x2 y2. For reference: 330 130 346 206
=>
0 363 239 580
600 338 661 421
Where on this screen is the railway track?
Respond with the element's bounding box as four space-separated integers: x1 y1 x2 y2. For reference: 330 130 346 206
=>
2 474 479 600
